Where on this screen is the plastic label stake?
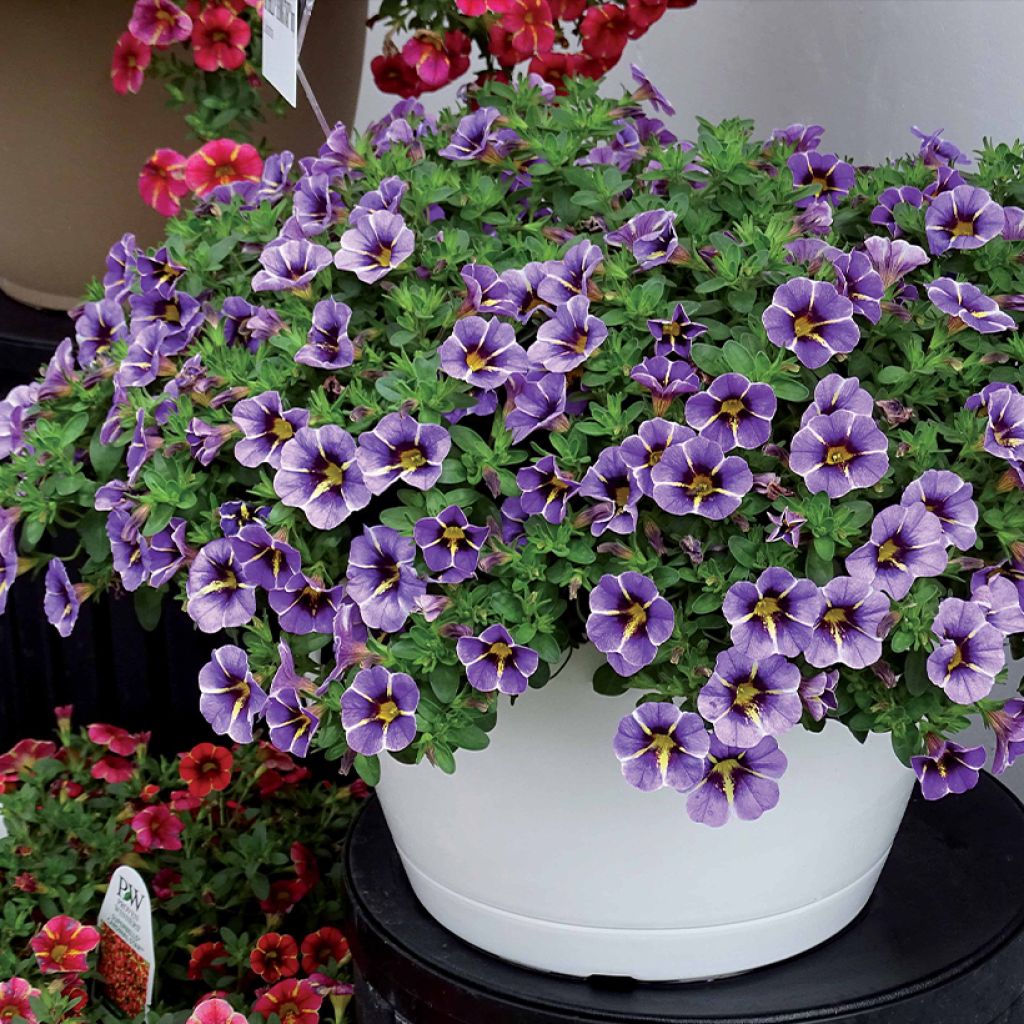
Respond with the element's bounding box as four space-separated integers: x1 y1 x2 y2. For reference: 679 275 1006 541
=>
263 0 299 106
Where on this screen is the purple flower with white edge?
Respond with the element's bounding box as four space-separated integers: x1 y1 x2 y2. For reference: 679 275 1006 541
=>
977 386 1024 464
586 572 675 677
126 409 161 486
103 232 138 302
828 250 883 324
926 277 1015 334
651 435 753 521
413 505 489 583
38 339 77 400
334 210 414 284
806 576 890 669
771 124 824 151
357 413 450 495
686 736 787 827
698 648 802 747
295 299 355 370
500 262 548 322
762 278 860 369
987 699 1024 775
529 295 608 372
505 372 567 442
629 356 699 415
800 373 875 426
613 702 708 793
1003 207 1024 241
115 323 167 390
268 573 344 635
252 236 332 293
516 455 580 523
144 518 194 588
439 316 527 389
790 410 889 497
135 246 185 297
129 291 202 354
794 198 834 237
927 598 1005 704
292 173 345 236
604 209 679 269
787 151 855 207
329 601 373 674
456 624 539 695
274 425 370 530
722 567 824 658
218 500 269 537
232 391 309 470
74 299 126 366
767 507 806 547
924 165 966 202
912 125 967 167
630 65 675 116
684 373 777 451
43 560 83 638
912 737 985 801
230 524 302 592
974 576 1024 635
578 446 641 536
925 185 1003 255
869 185 924 237
257 150 294 203
647 302 707 359
266 683 320 759
186 418 234 467
438 107 502 161
341 666 419 755
198 645 267 745
186 539 256 634
346 525 425 633
536 240 604 305
799 670 839 722
619 418 694 497
106 509 148 592
900 470 977 551
459 264 518 317
862 236 929 289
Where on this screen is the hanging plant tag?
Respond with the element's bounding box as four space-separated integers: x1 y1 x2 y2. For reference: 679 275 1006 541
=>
262 0 299 107
97 866 155 1018
0 805 7 841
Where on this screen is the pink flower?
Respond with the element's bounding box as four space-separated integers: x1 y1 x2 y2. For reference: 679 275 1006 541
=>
128 0 193 46
30 915 100 974
111 31 152 94
0 978 39 1023
456 0 490 12
152 867 181 900
401 31 470 90
186 997 247 1024
185 138 263 196
138 148 189 217
491 0 557 56
90 754 135 784
87 723 148 756
131 804 185 851
192 6 251 72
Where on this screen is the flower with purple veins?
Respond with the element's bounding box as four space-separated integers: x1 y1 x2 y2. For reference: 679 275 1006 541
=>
144 518 193 588
973 576 1024 635
787 151 855 207
126 409 161 486
439 316 528 389
925 185 1003 255
230 524 302 592
613 702 708 793
268 573 344 635
684 373 777 451
794 198 834 236
924 165 966 201
516 455 580 523
912 125 967 167
129 291 202 354
761 278 860 369
900 470 977 551
329 601 373 675
629 355 699 415
586 572 675 677
983 387 1024 465
345 525 425 633
869 185 924 237
828 250 883 324
456 624 539 695
790 410 889 497
578 446 641 536
74 300 126 366
44 560 84 638
926 277 1015 334
862 236 929 288
647 302 707 358
630 65 675 116
357 413 451 495
115 323 168 391
686 736 787 827
801 373 875 426
927 598 1005 703
135 246 185 297
722 567 824 658
438 107 502 161
799 670 839 722
1003 207 1024 241
536 240 604 306
252 236 332 293
806 576 889 669
987 699 1024 776
219 296 258 348
295 299 354 370
258 150 295 202
651 435 753 521
103 232 138 302
619 418 694 497
505 372 567 441
460 264 518 317
198 645 267 745
413 505 489 582
186 418 234 467
529 295 608 372
771 124 824 151
266 684 320 759
186 539 256 634
912 736 985 801
767 507 806 547
38 339 77 400
219 500 270 538
232 391 309 470
106 509 148 592
604 209 679 269
341 666 419 755
292 173 345 236
334 210 414 284
500 262 548 322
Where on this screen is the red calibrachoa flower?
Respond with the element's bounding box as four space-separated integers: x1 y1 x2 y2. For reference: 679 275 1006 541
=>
111 31 152 95
184 139 263 196
187 998 248 1024
180 742 234 797
252 978 323 1024
549 0 586 15
171 788 204 813
139 148 189 217
91 753 135 784
487 23 526 68
290 842 320 887
13 872 40 893
529 49 583 92
626 0 669 31
29 915 100 975
300 928 350 974
491 0 557 57
579 3 631 60
455 0 490 12
0 978 39 1024
370 51 423 98
401 30 471 90
131 804 185 852
250 932 300 983
87 723 148 756
0 738 58 782
259 879 308 915
191 5 251 72
188 941 229 981
152 866 181 900
59 975 89 1016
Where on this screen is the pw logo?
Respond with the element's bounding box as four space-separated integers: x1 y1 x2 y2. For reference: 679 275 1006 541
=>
117 876 146 911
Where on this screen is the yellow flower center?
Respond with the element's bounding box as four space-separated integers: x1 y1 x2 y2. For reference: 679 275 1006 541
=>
465 350 489 371
376 700 401 723
399 447 426 470
271 419 294 441
687 473 715 496
614 485 632 508
754 596 780 619
826 445 853 466
823 607 847 625
734 681 759 706
442 524 465 554
948 645 965 670
877 538 900 564
323 462 345 486
650 733 676 753
376 246 393 268
951 220 975 237
721 398 745 418
623 601 647 639
792 314 816 338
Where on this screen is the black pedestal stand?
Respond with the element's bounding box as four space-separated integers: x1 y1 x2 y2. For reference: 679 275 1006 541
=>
345 775 1024 1023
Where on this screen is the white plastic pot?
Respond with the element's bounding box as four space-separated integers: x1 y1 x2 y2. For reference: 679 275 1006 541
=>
376 644 916 981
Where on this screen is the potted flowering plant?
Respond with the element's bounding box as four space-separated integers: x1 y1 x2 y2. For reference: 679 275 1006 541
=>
2 69 1024 981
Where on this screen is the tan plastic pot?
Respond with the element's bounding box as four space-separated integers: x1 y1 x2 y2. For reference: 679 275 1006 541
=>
0 1 366 311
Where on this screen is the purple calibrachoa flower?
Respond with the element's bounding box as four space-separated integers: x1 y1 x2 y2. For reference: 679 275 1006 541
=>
980 385 1024 464
295 299 355 370
912 125 966 167
357 413 451 494
231 391 309 470
987 699 1024 775
536 240 604 305
772 123 825 151
862 236 929 289
799 670 839 722
630 64 675 116
103 232 138 302
413 505 489 582
801 373 875 426
620 418 694 497
767 507 806 547
0 510 18 615
1003 206 1024 241
604 209 680 269
130 291 203 355
686 736 787 827
266 682 320 759
684 373 777 451
186 418 234 468
456 624 539 695
43 560 84 638
350 176 408 225
647 302 707 358
268 573 343 635
586 571 675 677
186 539 257 634
900 470 978 551
869 185 924 237
927 598 1005 704
438 107 503 161
629 356 699 415
459 264 517 317
924 164 966 201
218 500 269 538
230 524 301 592
274 425 370 530
439 316 528 389
529 295 608 372
926 277 1015 334
334 210 414 284
126 409 161 486
144 518 194 588
788 150 855 206
846 502 948 599
790 410 889 497
924 185 1003 255
292 173 345 236
341 666 420 755
346 525 425 633
613 702 708 793
252 236 332 293
198 645 268 745
135 246 185 296
722 567 824 658
115 324 164 390
974 576 1024 635
651 435 753 521
806 576 890 669
579 446 641 536
828 250 883 324
106 509 148 592
505 372 567 442
697 648 802 747
516 455 580 523
74 299 126 366
330 601 373 674
912 736 986 801
761 278 860 369
500 261 548 322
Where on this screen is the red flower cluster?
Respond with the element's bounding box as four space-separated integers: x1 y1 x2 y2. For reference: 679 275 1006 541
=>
180 742 234 797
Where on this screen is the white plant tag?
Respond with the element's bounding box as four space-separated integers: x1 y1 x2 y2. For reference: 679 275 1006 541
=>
97 866 155 1018
262 0 299 107
0 806 7 841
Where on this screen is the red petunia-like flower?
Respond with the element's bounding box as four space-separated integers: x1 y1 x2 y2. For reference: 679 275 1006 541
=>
179 742 234 797
252 979 323 1024
455 0 490 12
152 867 181 901
259 879 308 915
0 978 39 1024
90 753 135 784
625 0 669 31
0 738 58 780
192 5 251 72
250 933 300 983
185 139 263 196
171 789 204 813
579 3 631 60
300 928 350 974
139 148 189 217
549 0 586 16
60 975 89 1016
29 916 101 975
370 51 423 98
131 804 185 852
491 0 556 56
289 842 320 887
486 23 524 68
528 49 583 92
188 941 229 981
87 723 149 756
186 997 248 1024
401 30 470 90
111 31 152 95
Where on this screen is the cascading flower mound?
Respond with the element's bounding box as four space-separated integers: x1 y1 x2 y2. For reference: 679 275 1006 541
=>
2 71 1024 829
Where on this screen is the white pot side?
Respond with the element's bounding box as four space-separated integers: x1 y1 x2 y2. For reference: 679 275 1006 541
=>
376 644 916 982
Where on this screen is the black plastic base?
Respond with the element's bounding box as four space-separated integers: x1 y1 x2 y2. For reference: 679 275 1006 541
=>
345 774 1024 1023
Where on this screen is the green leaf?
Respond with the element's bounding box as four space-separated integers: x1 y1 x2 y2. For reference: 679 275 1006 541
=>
133 587 164 632
354 754 381 787
450 425 492 458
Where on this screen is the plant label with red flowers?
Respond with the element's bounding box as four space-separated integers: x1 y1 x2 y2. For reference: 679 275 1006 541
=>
97 866 155 1018
262 0 299 107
